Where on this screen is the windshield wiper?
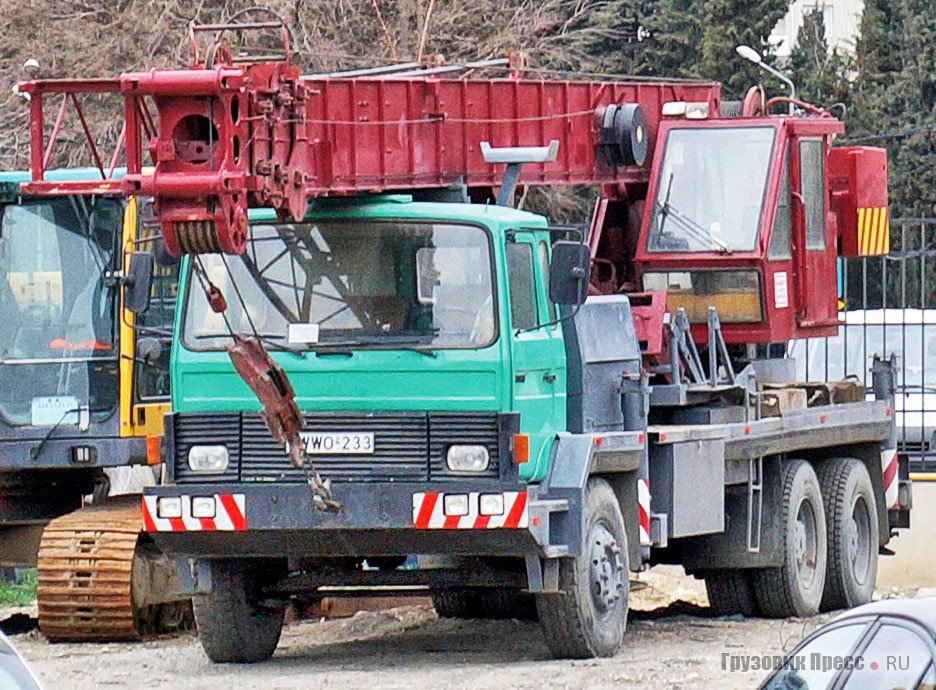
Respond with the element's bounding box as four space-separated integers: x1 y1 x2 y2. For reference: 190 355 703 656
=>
195 333 438 357
311 336 437 357
192 333 307 358
656 172 732 253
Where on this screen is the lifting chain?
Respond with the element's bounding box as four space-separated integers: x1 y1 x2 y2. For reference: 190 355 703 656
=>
192 258 340 513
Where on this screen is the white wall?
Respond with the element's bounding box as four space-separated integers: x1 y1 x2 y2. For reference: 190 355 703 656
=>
769 0 864 57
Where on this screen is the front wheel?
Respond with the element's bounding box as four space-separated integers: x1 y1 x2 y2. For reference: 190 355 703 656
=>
193 559 286 663
752 460 827 618
536 478 629 658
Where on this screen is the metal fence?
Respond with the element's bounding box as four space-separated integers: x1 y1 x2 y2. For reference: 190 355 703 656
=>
788 219 936 470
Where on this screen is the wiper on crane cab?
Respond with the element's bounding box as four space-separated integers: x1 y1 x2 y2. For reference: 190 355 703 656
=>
657 172 732 253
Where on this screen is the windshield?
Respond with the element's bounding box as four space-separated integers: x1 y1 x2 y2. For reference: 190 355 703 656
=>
0 197 122 425
183 219 496 351
647 127 775 253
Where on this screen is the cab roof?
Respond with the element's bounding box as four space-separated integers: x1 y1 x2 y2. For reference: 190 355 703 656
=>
248 196 549 228
0 167 126 183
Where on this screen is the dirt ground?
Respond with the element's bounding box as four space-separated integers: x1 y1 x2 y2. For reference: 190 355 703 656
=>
0 566 864 690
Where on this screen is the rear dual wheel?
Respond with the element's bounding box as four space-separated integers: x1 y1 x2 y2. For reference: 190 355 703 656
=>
816 458 878 611
704 569 760 617
752 460 827 618
709 458 877 619
431 587 536 620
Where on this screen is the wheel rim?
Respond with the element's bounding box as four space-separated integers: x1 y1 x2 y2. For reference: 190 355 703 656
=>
588 520 625 617
794 498 819 588
847 494 873 585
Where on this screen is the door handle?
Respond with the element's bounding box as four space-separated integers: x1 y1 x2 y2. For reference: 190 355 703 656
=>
543 373 557 383
515 373 526 383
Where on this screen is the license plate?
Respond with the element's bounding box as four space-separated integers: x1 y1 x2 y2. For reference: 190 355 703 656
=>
30 396 79 426
299 432 375 454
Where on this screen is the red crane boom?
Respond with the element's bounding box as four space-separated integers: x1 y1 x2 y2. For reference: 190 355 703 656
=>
19 43 719 256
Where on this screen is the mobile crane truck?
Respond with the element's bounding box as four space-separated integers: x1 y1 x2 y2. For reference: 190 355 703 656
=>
18 22 910 661
0 168 189 640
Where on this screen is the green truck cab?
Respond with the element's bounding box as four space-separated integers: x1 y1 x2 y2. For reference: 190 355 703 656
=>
171 199 569 483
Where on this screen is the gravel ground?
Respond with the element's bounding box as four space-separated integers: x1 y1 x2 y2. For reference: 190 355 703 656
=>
1 567 845 689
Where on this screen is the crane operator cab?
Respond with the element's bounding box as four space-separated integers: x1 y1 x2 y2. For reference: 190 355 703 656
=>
631 112 889 348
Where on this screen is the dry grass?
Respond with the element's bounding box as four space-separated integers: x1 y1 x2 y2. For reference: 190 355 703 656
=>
0 0 620 171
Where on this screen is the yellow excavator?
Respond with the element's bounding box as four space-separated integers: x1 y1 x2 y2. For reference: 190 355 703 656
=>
0 169 189 640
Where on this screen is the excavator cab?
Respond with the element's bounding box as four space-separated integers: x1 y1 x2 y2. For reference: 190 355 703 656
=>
632 113 887 347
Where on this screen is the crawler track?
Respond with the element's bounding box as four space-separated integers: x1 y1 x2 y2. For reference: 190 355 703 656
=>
37 495 191 641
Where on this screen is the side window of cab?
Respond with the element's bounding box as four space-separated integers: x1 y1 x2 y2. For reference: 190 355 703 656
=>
537 240 557 323
506 241 537 331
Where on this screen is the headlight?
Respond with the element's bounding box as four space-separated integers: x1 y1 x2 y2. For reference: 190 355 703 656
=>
187 445 229 473
446 445 490 472
443 494 470 516
157 497 183 519
191 496 217 519
479 493 505 516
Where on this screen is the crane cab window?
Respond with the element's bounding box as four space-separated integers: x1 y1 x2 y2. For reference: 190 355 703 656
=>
769 147 792 260
800 139 826 250
647 126 775 254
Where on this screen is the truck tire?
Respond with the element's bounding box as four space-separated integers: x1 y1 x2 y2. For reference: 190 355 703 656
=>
480 588 538 620
752 460 827 618
432 588 537 620
536 478 628 659
431 589 482 618
816 458 878 611
704 570 760 617
193 559 286 663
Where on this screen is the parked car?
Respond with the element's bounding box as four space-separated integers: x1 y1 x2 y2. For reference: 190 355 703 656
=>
0 632 41 690
789 308 936 469
758 598 936 689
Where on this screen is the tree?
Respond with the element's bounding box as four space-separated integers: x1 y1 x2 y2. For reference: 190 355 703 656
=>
583 0 791 98
850 0 936 218
787 9 852 109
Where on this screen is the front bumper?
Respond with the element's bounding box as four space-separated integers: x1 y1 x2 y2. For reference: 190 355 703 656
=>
143 481 557 558
0 435 146 470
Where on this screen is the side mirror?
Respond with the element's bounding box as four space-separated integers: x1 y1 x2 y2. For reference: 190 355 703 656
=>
137 336 164 365
124 252 154 314
549 241 590 306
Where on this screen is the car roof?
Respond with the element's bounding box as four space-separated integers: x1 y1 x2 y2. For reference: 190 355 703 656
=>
840 308 936 325
831 598 936 635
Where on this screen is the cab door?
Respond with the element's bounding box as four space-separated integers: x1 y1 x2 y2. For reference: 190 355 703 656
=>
792 136 838 328
505 235 565 477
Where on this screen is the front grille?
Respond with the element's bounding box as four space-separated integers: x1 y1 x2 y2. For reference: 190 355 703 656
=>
172 413 241 483
241 412 429 482
173 411 503 483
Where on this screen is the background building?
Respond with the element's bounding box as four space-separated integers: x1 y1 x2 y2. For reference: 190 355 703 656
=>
770 0 864 57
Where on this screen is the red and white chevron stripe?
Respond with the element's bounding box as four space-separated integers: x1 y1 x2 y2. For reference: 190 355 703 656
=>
142 494 246 532
637 478 651 546
412 491 528 529
882 448 899 510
